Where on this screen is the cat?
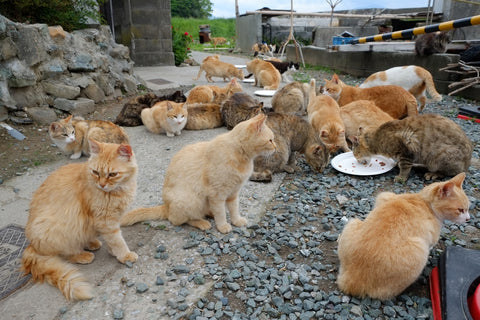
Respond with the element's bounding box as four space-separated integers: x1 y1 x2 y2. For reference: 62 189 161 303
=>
21 139 138 300
251 112 330 182
193 54 244 83
120 114 276 234
186 78 243 104
359 65 442 111
271 81 311 115
245 60 299 83
339 100 393 139
140 101 188 137
307 79 350 153
49 115 130 159
323 74 418 119
184 103 223 130
415 31 451 56
246 58 281 90
252 43 276 57
114 91 186 127
351 113 473 183
211 36 227 49
221 92 265 130
337 172 470 300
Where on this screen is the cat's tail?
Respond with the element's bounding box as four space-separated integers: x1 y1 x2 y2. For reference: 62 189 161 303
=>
193 66 204 80
21 245 94 300
424 74 442 104
120 205 168 226
308 78 317 103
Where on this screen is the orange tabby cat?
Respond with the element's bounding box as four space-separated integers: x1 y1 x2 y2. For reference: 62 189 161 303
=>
339 100 393 138
141 101 188 137
193 54 244 83
186 78 242 104
49 115 129 159
185 103 223 130
22 139 138 300
307 79 350 153
120 114 276 234
337 173 470 300
323 74 418 119
246 58 281 90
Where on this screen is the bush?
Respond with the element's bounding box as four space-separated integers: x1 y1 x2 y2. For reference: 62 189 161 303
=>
172 27 193 66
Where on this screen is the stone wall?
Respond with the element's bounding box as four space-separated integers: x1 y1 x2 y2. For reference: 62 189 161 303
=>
0 15 144 125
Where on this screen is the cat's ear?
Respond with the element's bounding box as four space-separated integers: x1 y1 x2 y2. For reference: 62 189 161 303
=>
49 122 60 132
348 135 359 146
182 102 188 110
117 144 133 161
89 138 102 155
65 115 73 123
166 102 173 111
450 172 466 188
331 74 340 84
231 78 237 85
252 113 267 132
313 144 326 155
321 130 329 138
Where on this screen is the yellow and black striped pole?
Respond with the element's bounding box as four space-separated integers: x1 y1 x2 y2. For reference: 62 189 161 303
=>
350 15 480 44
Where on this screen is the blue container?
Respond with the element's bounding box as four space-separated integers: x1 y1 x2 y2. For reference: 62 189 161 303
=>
332 36 356 45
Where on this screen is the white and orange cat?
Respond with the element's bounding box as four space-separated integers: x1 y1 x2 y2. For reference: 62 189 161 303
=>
323 74 418 119
186 78 242 104
121 114 276 234
141 101 188 137
339 100 393 138
49 115 129 159
246 58 281 90
360 65 442 111
22 139 138 300
337 172 470 300
194 54 244 83
307 79 350 153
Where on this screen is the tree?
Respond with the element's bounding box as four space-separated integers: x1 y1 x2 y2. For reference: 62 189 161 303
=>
325 0 342 27
171 0 212 19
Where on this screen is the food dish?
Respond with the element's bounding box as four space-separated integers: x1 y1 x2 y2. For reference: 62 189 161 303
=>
242 78 255 83
331 152 395 176
254 90 276 97
235 64 246 69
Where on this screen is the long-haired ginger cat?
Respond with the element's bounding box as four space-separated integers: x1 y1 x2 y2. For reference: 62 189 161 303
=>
141 101 188 137
307 79 350 153
340 100 393 138
337 172 470 300
22 139 138 300
121 114 276 233
48 115 129 159
323 74 418 119
246 58 281 90
186 78 242 104
193 54 244 83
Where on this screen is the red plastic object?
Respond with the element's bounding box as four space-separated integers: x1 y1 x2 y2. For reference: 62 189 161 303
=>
468 284 480 320
430 266 443 320
458 114 480 123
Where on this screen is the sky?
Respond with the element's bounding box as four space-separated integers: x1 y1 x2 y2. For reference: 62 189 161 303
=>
211 0 429 18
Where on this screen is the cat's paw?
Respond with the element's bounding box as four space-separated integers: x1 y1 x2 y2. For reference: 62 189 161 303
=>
394 176 407 184
424 172 440 180
69 251 95 264
232 217 247 227
217 223 232 234
175 131 182 136
119 251 138 264
166 132 175 137
87 239 102 251
70 152 82 159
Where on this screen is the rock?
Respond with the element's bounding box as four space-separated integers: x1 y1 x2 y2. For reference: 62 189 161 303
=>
25 106 57 125
48 26 66 40
4 59 36 87
53 97 95 115
0 37 18 61
42 81 80 99
82 82 105 102
0 80 16 109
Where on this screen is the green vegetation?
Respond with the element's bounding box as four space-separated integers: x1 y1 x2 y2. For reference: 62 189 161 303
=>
171 0 212 19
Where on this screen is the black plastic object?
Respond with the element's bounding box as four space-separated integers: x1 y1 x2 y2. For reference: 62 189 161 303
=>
459 105 480 117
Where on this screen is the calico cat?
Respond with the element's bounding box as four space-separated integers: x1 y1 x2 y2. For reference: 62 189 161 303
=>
246 58 281 90
120 114 276 233
185 103 223 130
415 31 451 56
251 112 330 182
340 100 393 138
323 74 418 119
186 78 242 104
221 92 265 130
49 115 129 159
252 43 275 57
351 113 473 183
141 101 188 137
272 81 311 115
308 79 350 153
22 139 138 300
193 55 244 83
337 172 470 300
360 65 442 111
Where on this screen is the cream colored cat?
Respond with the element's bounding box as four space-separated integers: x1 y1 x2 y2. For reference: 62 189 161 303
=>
337 173 470 300
323 74 418 119
340 100 393 138
186 78 242 104
22 139 138 300
272 81 311 115
48 115 129 159
246 58 281 90
141 101 188 137
121 114 276 233
185 103 223 130
307 79 350 153
360 65 442 111
193 54 244 83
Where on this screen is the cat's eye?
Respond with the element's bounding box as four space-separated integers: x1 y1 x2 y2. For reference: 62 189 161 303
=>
109 172 118 177
92 170 99 176
458 208 466 213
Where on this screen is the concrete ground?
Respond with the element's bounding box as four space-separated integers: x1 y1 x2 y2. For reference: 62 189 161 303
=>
0 51 286 319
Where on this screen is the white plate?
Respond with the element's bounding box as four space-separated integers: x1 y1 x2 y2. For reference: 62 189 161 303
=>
235 64 246 69
331 152 396 176
254 90 276 97
243 78 255 83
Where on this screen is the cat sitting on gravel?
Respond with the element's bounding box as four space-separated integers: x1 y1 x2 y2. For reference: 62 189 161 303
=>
271 81 311 115
221 92 265 130
186 78 242 104
141 101 188 137
337 172 470 300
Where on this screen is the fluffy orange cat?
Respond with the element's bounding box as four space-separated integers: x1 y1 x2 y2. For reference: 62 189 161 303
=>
246 58 281 90
121 114 276 233
186 78 242 104
141 101 188 137
323 74 418 119
185 103 223 130
193 54 244 83
22 139 138 300
307 79 350 153
339 100 393 138
337 173 470 300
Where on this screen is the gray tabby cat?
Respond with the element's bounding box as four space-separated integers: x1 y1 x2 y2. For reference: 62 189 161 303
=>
221 92 265 130
271 81 311 115
351 113 472 183
415 31 451 56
